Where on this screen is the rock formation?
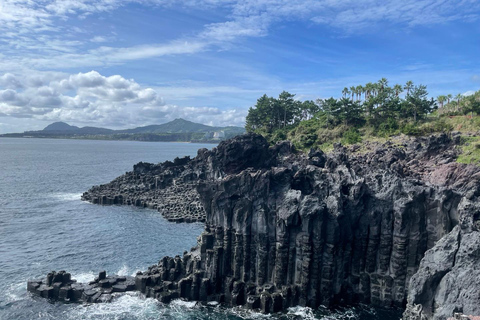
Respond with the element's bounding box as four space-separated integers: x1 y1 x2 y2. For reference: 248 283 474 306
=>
81 156 207 223
29 133 480 319
28 270 136 303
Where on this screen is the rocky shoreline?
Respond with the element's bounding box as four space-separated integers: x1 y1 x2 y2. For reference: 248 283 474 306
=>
81 156 207 223
29 133 480 319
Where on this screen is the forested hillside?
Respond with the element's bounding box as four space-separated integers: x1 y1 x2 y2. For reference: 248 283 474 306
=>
246 79 480 154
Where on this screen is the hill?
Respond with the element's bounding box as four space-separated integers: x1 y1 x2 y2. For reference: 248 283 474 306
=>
0 119 245 143
120 118 220 134
43 122 79 131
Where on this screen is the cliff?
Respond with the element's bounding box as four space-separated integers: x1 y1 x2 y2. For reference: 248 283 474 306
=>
29 133 480 319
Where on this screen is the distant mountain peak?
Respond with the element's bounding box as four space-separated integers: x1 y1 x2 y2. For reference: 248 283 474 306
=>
171 118 197 124
43 122 79 131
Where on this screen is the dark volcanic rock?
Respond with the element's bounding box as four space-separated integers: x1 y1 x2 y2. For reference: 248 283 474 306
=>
33 133 480 319
28 271 136 303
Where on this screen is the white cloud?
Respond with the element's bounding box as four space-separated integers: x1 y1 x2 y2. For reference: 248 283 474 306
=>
0 73 23 89
0 0 478 132
0 70 246 129
90 36 107 43
1 0 478 72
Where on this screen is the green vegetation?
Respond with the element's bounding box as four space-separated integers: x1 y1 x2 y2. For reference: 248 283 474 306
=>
436 90 480 117
457 136 480 165
245 80 480 154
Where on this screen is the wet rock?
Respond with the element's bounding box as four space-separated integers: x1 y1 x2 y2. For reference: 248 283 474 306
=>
28 271 136 303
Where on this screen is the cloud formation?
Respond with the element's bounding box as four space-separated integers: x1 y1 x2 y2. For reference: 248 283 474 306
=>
0 70 247 129
1 0 479 71
0 0 478 132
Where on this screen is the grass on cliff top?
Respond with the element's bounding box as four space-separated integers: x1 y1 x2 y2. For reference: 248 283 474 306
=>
457 136 480 165
261 115 480 166
441 115 480 132
257 114 480 167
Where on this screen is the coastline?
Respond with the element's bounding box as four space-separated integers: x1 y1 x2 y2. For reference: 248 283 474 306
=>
28 133 480 319
0 136 221 144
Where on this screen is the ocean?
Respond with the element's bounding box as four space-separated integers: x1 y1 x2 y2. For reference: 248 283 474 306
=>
0 138 402 320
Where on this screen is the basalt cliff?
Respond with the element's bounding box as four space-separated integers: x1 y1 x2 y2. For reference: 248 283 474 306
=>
28 133 480 320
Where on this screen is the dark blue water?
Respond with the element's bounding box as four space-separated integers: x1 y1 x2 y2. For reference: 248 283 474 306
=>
0 138 402 320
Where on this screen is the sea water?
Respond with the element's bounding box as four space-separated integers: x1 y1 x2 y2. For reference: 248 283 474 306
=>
0 138 402 319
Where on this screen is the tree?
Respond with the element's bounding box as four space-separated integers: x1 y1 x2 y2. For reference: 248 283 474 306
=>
463 92 480 117
245 94 273 132
378 78 389 92
365 82 374 100
342 87 350 99
404 80 414 96
437 95 446 109
356 85 364 101
393 84 403 96
277 91 297 127
372 82 380 97
299 100 319 120
339 97 365 126
406 85 435 122
447 94 452 104
317 98 341 129
350 86 356 101
455 93 463 112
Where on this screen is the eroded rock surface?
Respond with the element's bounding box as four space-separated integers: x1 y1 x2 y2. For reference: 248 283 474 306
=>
30 133 480 319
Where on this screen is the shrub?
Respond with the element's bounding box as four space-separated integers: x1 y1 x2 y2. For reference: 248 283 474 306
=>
341 128 362 145
375 118 399 137
401 123 421 136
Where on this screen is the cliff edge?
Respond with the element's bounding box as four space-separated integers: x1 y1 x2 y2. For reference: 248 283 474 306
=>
29 133 480 319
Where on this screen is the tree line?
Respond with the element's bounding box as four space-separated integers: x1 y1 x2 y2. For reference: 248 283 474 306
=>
246 79 437 134
245 91 319 132
437 91 480 116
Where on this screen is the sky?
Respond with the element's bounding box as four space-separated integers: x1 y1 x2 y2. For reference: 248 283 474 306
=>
0 0 479 133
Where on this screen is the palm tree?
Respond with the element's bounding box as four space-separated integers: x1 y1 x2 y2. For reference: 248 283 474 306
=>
455 94 463 112
342 87 350 99
393 84 403 96
404 81 414 96
371 83 379 97
365 82 373 99
378 78 388 92
350 86 356 101
356 85 363 101
447 94 452 104
437 95 446 109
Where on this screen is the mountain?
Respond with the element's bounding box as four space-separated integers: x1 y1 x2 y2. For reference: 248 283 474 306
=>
42 122 114 135
43 122 79 131
120 118 221 134
1 119 245 142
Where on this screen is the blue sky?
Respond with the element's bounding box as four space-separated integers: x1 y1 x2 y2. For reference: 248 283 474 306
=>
0 0 479 133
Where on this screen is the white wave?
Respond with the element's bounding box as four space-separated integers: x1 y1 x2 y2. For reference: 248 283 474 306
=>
5 281 24 302
72 265 134 284
49 192 82 201
287 306 318 319
72 271 96 283
115 264 130 276
171 298 198 309
66 292 161 319
229 306 272 319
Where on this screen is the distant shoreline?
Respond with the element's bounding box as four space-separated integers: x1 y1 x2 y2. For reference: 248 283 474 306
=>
0 136 220 144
